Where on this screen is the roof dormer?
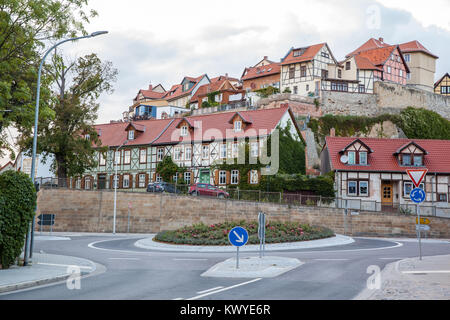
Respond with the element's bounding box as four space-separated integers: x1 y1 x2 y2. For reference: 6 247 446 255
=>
228 112 253 132
124 122 145 140
394 141 427 167
339 138 373 165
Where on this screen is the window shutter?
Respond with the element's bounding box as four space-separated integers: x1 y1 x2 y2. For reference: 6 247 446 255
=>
152 172 156 182
145 173 149 186
130 174 133 189
110 175 114 189
81 177 85 189
247 171 251 184
214 170 219 185
226 171 231 185
119 174 123 189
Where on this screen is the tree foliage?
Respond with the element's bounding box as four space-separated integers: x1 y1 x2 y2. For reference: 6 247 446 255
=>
18 52 117 183
398 107 450 140
0 170 36 269
156 155 185 182
0 0 97 156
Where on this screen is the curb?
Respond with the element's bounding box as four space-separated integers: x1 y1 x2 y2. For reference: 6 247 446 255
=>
0 274 72 294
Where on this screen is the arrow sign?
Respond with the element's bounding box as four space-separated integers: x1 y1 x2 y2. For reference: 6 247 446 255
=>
406 169 428 188
416 217 431 225
228 227 249 247
410 187 426 204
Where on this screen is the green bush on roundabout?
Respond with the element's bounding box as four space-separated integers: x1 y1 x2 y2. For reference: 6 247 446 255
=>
154 220 335 246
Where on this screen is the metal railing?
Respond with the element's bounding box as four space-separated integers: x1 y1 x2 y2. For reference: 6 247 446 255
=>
36 177 450 218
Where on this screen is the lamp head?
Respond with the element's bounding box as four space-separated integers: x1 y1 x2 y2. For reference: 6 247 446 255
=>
90 31 108 37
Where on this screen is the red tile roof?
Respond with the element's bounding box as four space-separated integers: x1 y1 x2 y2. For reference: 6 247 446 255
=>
281 43 327 66
241 62 281 81
356 45 397 67
325 136 450 174
346 38 389 57
434 73 450 88
353 55 383 71
153 106 291 145
399 40 438 59
164 75 206 101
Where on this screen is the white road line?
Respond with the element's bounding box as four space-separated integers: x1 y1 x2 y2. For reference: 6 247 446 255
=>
186 278 262 300
379 258 407 260
108 258 140 260
197 286 224 294
173 298 184 300
314 258 349 261
37 263 92 270
402 270 450 274
173 258 208 261
87 239 153 255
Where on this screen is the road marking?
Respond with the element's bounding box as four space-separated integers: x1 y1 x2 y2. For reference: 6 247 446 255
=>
108 258 140 260
88 239 153 255
173 298 184 300
379 258 407 260
186 278 262 300
37 263 93 270
197 286 224 294
314 258 349 261
402 270 450 274
173 258 208 261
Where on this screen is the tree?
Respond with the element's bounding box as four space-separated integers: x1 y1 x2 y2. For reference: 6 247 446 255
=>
398 107 450 140
0 0 97 157
19 52 117 185
156 155 185 182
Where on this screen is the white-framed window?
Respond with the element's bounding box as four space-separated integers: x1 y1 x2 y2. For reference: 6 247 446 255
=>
113 174 119 188
124 150 131 164
128 130 135 140
138 174 146 188
231 170 239 185
348 151 356 165
115 150 121 165
140 149 147 163
215 94 223 102
402 154 411 166
185 146 192 160
155 173 162 183
85 177 91 190
174 147 181 161
359 181 369 196
404 54 410 62
399 69 403 78
413 155 423 167
157 148 164 161
232 143 238 158
220 144 227 158
76 178 81 189
181 126 188 137
219 170 227 185
202 145 209 159
250 142 259 158
234 121 242 132
250 170 259 184
359 152 367 165
99 152 106 166
404 182 424 197
123 174 130 188
348 181 357 196
184 172 191 185
387 66 392 74
173 173 178 182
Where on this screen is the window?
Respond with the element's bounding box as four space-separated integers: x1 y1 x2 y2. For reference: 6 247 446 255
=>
76 178 81 189
348 151 356 165
321 52 329 58
181 126 188 137
407 73 411 80
300 66 306 77
346 61 351 70
358 85 365 93
402 154 411 166
155 174 162 183
173 173 178 182
359 181 369 196
234 121 242 132
404 54 410 62
139 149 147 163
359 152 368 165
174 147 181 161
128 130 134 140
438 193 447 202
124 150 131 164
157 148 164 161
289 66 295 79
184 172 191 185
403 182 424 197
85 177 91 190
399 69 403 78
99 153 106 166
413 155 423 167
441 86 449 94
231 170 239 185
115 150 121 165
250 142 258 158
202 145 209 159
338 69 342 78
138 174 146 188
348 181 357 195
219 171 226 185
387 66 392 74
123 174 130 188
185 146 192 160
293 49 303 57
214 94 223 102
232 143 238 158
293 86 298 94
220 144 227 159
321 69 328 79
250 170 259 184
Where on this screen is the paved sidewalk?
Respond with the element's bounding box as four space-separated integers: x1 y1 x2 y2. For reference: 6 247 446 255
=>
135 234 354 252
0 253 97 294
355 254 450 300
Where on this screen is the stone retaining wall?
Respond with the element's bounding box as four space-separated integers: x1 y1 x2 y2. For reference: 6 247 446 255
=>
36 189 450 238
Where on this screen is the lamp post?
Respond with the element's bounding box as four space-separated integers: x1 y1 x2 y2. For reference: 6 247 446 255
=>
113 140 128 234
24 31 109 266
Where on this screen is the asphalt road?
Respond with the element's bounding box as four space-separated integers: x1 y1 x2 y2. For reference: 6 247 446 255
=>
2 235 450 300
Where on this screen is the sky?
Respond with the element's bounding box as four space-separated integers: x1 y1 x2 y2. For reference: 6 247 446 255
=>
1 0 450 166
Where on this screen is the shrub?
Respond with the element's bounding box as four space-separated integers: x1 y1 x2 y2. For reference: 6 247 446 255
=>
0 171 36 269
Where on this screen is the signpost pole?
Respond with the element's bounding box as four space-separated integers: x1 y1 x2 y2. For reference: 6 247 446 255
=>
236 247 239 269
417 203 422 261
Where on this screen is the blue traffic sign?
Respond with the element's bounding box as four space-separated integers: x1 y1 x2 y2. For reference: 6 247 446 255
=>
410 187 426 204
228 227 249 247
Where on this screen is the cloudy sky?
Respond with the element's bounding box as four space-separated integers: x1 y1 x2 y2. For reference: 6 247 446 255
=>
1 0 450 166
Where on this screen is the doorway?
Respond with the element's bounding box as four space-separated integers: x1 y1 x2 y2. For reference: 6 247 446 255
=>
98 174 107 190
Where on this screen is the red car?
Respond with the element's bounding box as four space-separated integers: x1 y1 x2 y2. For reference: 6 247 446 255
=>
189 183 229 198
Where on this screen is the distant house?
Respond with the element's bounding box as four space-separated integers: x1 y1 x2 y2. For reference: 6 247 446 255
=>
164 75 211 108
189 78 245 109
241 56 281 92
0 161 13 174
321 136 450 214
133 84 166 103
434 73 450 96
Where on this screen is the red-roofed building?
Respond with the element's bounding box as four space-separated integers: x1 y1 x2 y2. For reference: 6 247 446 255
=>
321 136 450 213
77 106 303 190
164 74 211 108
434 73 450 96
241 56 281 92
189 78 245 109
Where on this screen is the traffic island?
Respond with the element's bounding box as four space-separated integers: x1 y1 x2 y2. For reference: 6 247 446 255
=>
201 256 304 278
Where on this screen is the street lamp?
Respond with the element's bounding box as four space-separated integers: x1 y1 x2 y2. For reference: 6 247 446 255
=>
24 31 109 266
113 140 128 234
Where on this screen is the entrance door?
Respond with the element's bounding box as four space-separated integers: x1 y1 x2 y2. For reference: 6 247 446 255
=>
98 174 106 190
199 170 210 184
381 181 393 208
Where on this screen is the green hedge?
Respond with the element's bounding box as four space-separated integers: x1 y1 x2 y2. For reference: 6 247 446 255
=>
0 171 36 269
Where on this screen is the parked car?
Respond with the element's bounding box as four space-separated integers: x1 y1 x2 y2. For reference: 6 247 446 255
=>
147 182 180 194
188 183 229 198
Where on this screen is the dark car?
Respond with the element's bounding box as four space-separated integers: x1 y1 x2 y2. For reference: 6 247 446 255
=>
188 183 229 198
147 182 180 194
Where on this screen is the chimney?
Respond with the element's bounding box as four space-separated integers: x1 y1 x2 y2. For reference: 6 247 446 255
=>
225 73 228 80
330 128 336 137
264 56 268 60
379 37 384 43
148 84 153 90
